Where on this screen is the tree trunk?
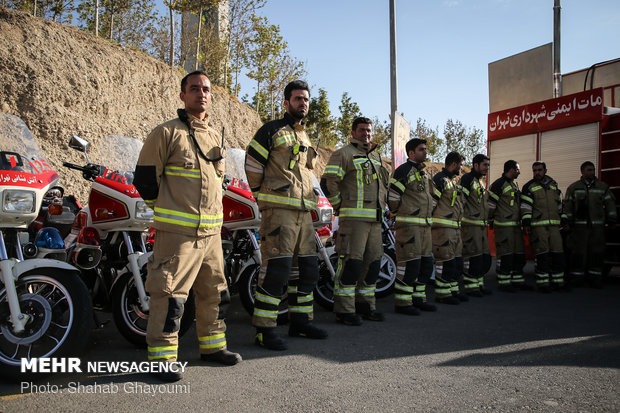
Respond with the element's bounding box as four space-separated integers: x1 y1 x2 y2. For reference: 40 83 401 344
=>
33 0 37 16
95 0 99 37
168 6 174 66
109 14 114 40
195 7 203 71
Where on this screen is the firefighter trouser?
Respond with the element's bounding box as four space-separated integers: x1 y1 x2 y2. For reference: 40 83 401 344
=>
394 223 433 307
531 225 565 287
288 254 319 322
146 230 228 361
432 226 462 298
253 208 317 328
461 224 491 292
566 225 606 281
493 226 526 288
334 219 383 314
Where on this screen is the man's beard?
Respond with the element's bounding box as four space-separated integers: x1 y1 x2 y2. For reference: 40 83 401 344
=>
288 106 307 121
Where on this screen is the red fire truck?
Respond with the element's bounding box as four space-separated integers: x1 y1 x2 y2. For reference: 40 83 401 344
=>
487 86 620 275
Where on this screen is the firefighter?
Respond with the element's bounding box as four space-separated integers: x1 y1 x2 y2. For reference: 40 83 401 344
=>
244 80 328 351
134 71 241 382
431 151 467 305
321 117 390 325
388 138 436 315
564 161 617 288
487 160 527 292
459 154 492 296
520 161 568 292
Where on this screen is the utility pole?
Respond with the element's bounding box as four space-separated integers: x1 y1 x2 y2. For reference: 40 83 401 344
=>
389 0 398 165
553 0 562 97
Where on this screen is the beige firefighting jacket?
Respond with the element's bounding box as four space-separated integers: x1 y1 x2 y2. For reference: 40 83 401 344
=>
431 168 463 228
564 177 617 226
388 160 433 226
244 113 318 211
520 175 566 227
134 113 224 237
459 170 488 226
321 141 389 222
488 175 521 227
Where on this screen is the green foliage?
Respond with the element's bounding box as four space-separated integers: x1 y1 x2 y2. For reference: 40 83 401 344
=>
371 117 391 158
442 118 485 165
410 118 443 162
336 92 361 147
305 88 338 147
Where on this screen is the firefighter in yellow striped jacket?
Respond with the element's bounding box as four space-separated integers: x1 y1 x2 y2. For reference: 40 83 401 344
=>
244 80 327 351
520 161 567 292
321 117 389 326
388 138 436 315
431 151 467 305
564 161 617 287
134 71 241 382
458 154 492 296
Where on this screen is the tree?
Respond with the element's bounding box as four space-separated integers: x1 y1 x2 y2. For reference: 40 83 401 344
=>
443 119 485 165
336 92 361 147
371 117 391 158
305 88 337 147
410 118 443 162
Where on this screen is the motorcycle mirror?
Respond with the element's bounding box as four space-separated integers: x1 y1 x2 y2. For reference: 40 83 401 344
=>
69 135 91 163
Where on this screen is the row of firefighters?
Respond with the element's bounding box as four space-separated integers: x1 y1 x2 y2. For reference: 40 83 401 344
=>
132 76 617 382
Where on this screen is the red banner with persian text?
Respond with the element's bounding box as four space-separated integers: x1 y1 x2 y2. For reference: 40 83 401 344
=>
488 88 604 141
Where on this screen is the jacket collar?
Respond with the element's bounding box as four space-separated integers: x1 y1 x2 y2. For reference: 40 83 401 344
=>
407 159 426 172
442 167 455 179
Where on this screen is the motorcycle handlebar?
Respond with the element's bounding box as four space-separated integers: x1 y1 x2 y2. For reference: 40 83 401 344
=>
63 161 85 171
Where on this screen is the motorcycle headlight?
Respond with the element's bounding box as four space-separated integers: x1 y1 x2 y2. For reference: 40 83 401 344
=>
320 208 333 224
3 190 35 213
135 200 154 220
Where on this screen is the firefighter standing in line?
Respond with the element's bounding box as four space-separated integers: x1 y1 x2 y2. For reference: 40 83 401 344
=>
431 151 468 305
564 161 617 288
459 154 492 296
520 161 568 292
134 71 241 383
321 117 390 325
388 138 437 315
487 160 527 292
244 80 328 351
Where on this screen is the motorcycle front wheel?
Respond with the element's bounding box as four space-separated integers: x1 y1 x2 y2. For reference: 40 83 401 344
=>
0 269 93 379
238 263 289 325
111 267 196 347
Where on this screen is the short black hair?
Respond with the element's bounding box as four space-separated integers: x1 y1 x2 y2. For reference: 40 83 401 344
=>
580 161 595 172
532 161 547 170
181 70 209 93
406 138 426 154
472 154 489 165
445 151 464 166
284 80 310 101
503 160 518 173
351 117 373 131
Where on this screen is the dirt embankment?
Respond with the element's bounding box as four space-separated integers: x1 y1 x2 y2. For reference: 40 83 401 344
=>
0 8 267 201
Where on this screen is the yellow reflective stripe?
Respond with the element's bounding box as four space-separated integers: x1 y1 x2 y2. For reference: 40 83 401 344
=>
147 345 178 360
520 195 533 203
154 207 223 228
289 305 313 313
433 218 460 227
297 293 313 303
165 166 201 178
461 217 485 226
531 219 560 226
530 185 542 192
488 191 499 201
355 161 364 209
324 165 345 178
249 139 269 159
198 333 226 349
253 309 278 318
390 178 406 192
339 208 376 218
522 213 532 220
328 193 342 204
502 185 512 194
256 193 302 207
304 199 318 209
461 186 470 196
395 216 432 224
395 284 414 293
255 292 280 305
273 133 295 147
494 220 519 226
434 188 442 198
144 199 156 207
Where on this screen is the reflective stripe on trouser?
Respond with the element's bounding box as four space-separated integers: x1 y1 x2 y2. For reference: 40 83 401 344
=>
333 219 383 314
394 279 414 306
394 258 420 307
412 282 428 304
511 272 525 285
462 258 478 292
254 208 315 328
146 231 227 359
287 259 317 322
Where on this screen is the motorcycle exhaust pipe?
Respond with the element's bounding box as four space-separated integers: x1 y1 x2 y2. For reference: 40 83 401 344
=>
71 244 103 270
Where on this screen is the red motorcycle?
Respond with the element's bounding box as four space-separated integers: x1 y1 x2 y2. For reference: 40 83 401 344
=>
63 135 194 346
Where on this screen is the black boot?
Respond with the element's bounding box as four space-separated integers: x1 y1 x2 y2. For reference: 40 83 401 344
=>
436 295 460 305
355 302 385 321
412 298 437 312
289 314 328 339
335 312 363 326
453 291 469 302
150 360 183 382
395 305 420 316
255 327 288 351
200 349 242 365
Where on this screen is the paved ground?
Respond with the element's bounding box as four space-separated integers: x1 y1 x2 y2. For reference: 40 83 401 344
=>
1 264 619 412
